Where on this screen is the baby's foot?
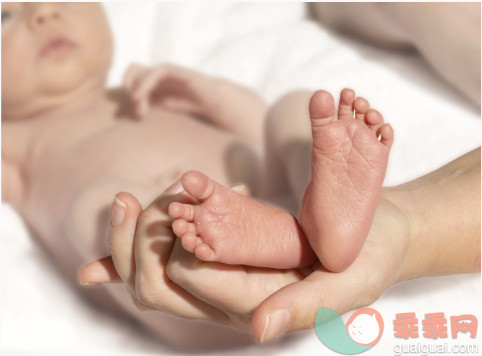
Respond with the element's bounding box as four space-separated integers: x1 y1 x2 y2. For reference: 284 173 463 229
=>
300 89 394 272
168 171 316 268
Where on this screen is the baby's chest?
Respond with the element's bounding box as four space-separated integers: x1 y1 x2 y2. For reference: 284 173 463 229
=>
85 120 234 178
25 121 231 205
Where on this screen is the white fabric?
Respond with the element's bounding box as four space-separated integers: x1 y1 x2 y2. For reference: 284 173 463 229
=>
2 3 480 355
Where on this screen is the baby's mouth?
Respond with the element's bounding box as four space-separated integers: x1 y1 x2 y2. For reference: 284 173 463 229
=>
39 35 76 58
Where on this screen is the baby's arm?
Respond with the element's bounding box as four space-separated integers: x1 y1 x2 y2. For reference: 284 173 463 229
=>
201 76 268 147
123 64 267 147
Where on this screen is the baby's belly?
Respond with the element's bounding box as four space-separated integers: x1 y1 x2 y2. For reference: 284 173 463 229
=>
24 112 260 242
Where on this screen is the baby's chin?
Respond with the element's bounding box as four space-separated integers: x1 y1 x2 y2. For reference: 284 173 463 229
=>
4 75 106 121
39 58 104 93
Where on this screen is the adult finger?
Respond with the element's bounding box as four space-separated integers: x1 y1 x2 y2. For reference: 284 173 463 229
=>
251 264 381 343
79 185 246 286
78 256 121 285
167 242 304 329
107 192 143 293
132 180 230 323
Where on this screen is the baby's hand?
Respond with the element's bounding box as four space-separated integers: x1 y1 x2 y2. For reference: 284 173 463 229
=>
122 63 221 120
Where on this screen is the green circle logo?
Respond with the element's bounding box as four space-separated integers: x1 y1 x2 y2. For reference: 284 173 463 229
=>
315 307 384 354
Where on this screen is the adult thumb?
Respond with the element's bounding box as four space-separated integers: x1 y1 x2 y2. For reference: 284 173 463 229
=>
251 266 378 343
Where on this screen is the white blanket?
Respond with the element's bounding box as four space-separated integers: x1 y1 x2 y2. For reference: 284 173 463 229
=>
2 3 480 355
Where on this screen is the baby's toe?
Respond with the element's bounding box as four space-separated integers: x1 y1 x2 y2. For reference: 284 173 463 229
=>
378 123 394 149
309 90 336 126
172 219 197 237
181 170 216 201
338 88 355 120
354 97 370 121
181 233 199 253
168 202 195 221
194 243 216 261
365 109 384 132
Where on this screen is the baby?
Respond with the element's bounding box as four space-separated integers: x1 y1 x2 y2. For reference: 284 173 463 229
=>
2 0 393 293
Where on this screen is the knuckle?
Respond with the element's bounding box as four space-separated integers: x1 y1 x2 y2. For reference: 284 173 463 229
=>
360 269 384 306
138 208 156 223
133 299 150 311
126 286 149 311
107 240 120 256
165 258 185 285
107 235 125 257
128 284 151 312
135 274 157 306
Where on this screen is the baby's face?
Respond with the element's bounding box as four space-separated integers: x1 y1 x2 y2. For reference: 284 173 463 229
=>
2 3 113 119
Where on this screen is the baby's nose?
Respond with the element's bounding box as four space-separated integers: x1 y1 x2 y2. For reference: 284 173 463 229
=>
29 3 61 28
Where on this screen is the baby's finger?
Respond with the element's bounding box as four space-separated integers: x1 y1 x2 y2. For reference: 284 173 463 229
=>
131 67 169 101
134 98 150 120
107 192 143 293
122 63 147 92
78 256 121 285
131 62 193 101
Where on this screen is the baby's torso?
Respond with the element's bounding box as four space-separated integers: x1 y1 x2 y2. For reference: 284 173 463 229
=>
9 98 260 243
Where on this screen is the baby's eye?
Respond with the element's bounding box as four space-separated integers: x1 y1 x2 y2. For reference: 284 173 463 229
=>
1 11 11 23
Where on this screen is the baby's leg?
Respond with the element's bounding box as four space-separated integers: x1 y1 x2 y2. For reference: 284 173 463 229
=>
167 93 317 268
300 89 393 272
265 89 394 273
168 171 316 268
262 91 314 214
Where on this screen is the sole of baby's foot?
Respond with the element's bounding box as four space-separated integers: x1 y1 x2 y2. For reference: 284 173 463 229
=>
300 89 394 272
168 170 316 268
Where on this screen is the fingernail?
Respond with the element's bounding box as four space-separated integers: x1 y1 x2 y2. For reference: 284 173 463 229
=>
111 197 127 226
260 309 290 343
80 280 101 286
233 184 248 194
232 184 246 190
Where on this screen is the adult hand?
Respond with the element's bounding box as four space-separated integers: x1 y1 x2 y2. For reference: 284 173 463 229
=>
78 180 307 329
250 195 413 342
170 149 481 342
80 189 413 342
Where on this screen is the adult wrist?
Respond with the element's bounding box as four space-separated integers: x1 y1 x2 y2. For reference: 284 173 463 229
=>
381 184 437 284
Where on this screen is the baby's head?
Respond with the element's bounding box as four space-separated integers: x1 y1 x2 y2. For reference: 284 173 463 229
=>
2 3 113 120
